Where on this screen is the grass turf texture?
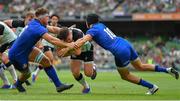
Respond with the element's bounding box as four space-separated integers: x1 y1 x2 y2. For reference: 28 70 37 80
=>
0 70 180 100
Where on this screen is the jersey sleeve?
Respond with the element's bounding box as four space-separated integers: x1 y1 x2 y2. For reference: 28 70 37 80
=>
12 20 25 28
37 26 48 36
86 28 98 38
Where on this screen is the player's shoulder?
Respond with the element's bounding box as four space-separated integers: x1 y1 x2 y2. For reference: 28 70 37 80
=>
29 19 47 31
12 19 25 28
34 26 48 34
90 23 104 30
0 21 7 27
0 21 14 32
87 26 99 33
93 23 104 27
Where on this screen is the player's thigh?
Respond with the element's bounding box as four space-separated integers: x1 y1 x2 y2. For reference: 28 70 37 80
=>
44 50 54 63
70 59 81 75
131 58 143 69
29 47 51 66
10 58 30 73
1 52 10 64
43 46 54 63
114 48 131 67
117 67 130 78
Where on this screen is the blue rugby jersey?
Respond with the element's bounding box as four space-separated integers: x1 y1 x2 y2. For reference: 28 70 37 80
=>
9 19 48 58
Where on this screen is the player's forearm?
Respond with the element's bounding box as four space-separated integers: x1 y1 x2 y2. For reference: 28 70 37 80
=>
43 33 72 48
63 49 76 57
75 38 88 48
71 48 81 55
57 47 81 57
4 20 13 27
76 34 92 47
47 25 61 34
51 38 70 48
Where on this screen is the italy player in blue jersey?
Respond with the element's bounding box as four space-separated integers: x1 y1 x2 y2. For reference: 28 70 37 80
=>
8 8 73 93
72 14 179 95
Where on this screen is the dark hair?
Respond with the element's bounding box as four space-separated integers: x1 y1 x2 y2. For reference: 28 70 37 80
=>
86 13 99 26
72 28 83 41
0 24 5 35
35 8 49 17
50 14 60 19
57 27 69 41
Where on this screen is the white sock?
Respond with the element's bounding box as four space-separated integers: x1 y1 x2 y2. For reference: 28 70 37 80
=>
93 63 97 70
0 67 10 85
7 65 18 82
78 75 89 89
33 67 41 76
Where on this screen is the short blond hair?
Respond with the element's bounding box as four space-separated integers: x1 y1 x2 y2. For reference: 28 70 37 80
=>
25 11 35 18
35 8 49 17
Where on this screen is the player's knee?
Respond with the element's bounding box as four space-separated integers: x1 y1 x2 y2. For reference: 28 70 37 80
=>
41 57 51 67
84 71 92 77
1 56 9 64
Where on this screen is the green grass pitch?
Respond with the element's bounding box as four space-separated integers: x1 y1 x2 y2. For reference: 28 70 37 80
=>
0 70 180 100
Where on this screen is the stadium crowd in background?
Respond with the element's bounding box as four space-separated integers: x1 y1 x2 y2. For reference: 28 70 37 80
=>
0 0 180 19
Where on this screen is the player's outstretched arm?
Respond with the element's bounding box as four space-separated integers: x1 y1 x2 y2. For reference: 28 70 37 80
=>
3 19 13 27
42 33 74 49
46 25 61 34
74 34 92 49
57 47 81 57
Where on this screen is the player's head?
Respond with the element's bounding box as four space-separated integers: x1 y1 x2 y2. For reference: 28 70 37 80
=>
50 14 60 26
86 13 99 28
57 27 73 43
0 24 5 35
24 11 35 25
35 7 49 25
71 28 84 41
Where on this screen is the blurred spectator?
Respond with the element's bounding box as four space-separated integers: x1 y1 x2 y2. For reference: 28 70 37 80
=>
0 0 179 19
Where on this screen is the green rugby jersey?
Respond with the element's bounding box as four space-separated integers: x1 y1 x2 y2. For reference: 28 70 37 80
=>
0 21 17 46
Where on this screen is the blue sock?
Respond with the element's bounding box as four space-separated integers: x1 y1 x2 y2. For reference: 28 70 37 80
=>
155 65 168 73
44 66 62 87
138 79 154 89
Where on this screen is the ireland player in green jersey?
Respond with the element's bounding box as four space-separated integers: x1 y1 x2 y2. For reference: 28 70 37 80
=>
0 21 17 89
57 27 97 94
